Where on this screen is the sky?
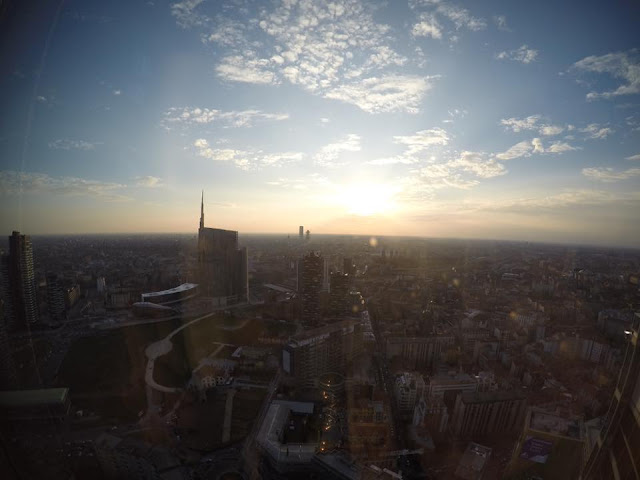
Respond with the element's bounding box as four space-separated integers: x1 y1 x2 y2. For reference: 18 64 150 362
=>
0 0 639 247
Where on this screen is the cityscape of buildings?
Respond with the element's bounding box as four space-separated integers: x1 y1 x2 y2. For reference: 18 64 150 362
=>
0 196 639 479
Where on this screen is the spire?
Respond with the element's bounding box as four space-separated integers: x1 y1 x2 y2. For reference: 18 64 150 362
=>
199 190 205 229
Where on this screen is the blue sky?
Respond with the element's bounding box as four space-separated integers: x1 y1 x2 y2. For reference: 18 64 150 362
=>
1 0 639 246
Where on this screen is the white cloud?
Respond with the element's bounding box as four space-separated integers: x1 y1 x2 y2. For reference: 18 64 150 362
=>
171 0 207 28
193 138 303 170
539 125 564 136
500 115 568 137
216 55 277 84
0 171 130 201
449 151 507 178
626 153 640 161
324 75 433 113
113 89 122 96
573 49 640 100
412 13 443 39
315 134 361 167
393 128 450 155
495 140 532 160
48 139 98 150
500 115 542 132
581 123 614 140
582 166 640 182
547 141 578 153
135 176 163 188
163 107 289 128
435 3 486 31
496 45 538 64
531 137 544 153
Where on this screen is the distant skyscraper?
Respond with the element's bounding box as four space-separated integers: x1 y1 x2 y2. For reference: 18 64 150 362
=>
298 252 323 325
299 225 304 239
0 300 17 389
0 251 14 329
329 271 350 318
197 193 248 302
46 273 66 325
8 231 38 329
343 257 356 276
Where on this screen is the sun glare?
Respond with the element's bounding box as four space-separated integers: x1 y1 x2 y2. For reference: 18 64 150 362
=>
339 183 398 216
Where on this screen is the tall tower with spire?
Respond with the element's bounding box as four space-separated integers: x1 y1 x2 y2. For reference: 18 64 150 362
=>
197 192 248 303
199 190 204 230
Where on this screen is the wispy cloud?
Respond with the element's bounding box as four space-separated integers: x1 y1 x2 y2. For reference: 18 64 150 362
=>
49 139 99 150
324 75 434 114
580 123 614 140
500 115 542 132
410 0 486 44
582 166 640 182
135 176 164 188
626 153 640 161
449 151 507 178
547 141 578 153
314 134 361 167
572 49 640 100
496 45 538 64
162 107 289 128
193 138 303 170
368 127 449 165
495 140 533 160
216 55 277 85
493 15 509 31
171 0 207 28
0 171 130 201
393 128 450 154
412 13 443 39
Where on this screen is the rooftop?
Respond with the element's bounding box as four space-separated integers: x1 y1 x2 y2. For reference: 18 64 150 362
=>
0 388 69 408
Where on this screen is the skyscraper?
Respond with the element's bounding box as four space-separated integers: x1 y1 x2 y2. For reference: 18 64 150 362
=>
197 193 248 303
8 231 38 329
0 300 17 389
329 271 350 318
299 225 304 239
298 252 323 325
46 273 67 325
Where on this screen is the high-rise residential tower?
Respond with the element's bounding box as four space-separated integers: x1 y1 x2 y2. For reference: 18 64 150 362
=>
197 193 248 303
297 251 323 326
8 231 38 329
46 273 67 325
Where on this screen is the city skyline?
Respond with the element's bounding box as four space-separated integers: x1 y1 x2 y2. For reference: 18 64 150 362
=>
1 1 640 247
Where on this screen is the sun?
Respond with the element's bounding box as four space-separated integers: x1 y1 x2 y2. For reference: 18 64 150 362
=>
339 183 398 216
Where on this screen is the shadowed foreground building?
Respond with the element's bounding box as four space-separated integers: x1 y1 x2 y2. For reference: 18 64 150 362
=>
283 319 364 389
580 312 640 479
451 390 527 438
197 193 248 304
505 407 586 479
